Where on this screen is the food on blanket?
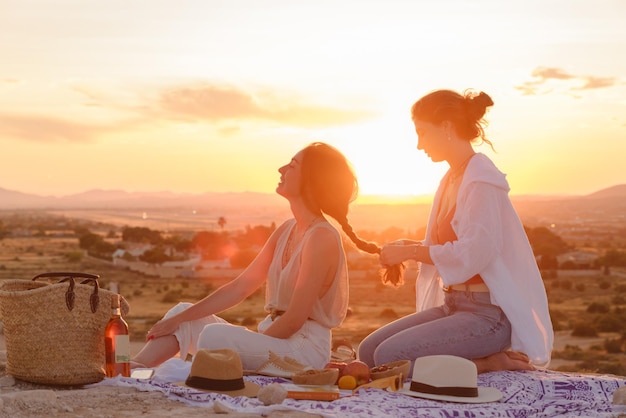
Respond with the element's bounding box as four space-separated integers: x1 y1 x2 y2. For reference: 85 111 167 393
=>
283 383 341 401
258 382 288 405
292 368 339 386
331 339 357 362
340 360 371 385
324 361 347 371
370 359 411 381
324 361 347 383
337 375 357 390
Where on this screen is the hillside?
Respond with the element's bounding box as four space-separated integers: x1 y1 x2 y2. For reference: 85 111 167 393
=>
1 184 625 211
1 184 625 233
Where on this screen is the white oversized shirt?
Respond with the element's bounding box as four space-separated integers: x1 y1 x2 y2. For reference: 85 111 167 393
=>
416 153 554 366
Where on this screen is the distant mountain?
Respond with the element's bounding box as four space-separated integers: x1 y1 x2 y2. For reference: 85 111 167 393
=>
510 184 626 225
584 184 626 199
0 187 283 210
2 184 623 233
0 188 55 208
0 184 624 212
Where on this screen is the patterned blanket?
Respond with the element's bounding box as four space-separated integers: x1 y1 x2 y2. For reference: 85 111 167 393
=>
95 369 626 417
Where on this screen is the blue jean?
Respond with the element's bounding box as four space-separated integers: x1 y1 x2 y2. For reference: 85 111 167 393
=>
357 290 512 368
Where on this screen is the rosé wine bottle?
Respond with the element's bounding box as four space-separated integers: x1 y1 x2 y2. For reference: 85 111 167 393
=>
105 294 130 377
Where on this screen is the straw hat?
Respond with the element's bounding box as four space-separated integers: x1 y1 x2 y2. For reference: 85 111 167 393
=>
176 349 260 397
400 355 502 403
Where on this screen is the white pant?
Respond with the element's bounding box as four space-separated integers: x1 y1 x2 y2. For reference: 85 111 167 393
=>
165 302 331 370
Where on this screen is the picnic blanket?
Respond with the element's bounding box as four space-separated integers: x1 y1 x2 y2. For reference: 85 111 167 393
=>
94 365 626 417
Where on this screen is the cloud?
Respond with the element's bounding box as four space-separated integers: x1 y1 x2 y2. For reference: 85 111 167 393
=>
158 83 374 127
0 113 143 143
531 67 576 81
0 113 100 142
159 85 260 120
577 76 616 90
515 67 619 96
0 81 376 143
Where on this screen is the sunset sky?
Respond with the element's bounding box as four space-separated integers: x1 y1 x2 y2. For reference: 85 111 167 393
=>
1 0 625 200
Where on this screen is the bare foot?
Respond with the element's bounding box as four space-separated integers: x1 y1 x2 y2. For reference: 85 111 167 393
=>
503 351 532 364
474 351 535 374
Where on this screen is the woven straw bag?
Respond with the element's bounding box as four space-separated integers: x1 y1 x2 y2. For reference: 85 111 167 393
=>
0 272 130 386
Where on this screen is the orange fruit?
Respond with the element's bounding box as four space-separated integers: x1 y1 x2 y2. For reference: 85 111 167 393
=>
338 375 357 390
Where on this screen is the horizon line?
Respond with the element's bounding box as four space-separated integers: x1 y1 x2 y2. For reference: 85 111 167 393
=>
2 183 625 202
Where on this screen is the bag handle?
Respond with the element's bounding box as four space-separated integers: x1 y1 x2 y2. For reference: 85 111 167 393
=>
32 272 100 282
32 272 101 313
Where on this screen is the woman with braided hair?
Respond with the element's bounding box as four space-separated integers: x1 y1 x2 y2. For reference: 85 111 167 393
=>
131 142 394 371
358 89 553 374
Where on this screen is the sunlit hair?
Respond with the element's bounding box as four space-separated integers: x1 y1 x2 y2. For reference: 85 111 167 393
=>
411 89 495 150
300 142 405 287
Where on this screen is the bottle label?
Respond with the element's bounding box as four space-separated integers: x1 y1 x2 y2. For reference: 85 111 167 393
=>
114 335 131 363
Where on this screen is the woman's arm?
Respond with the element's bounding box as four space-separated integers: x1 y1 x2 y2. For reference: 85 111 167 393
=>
380 241 432 266
146 222 288 339
381 183 503 271
262 226 340 338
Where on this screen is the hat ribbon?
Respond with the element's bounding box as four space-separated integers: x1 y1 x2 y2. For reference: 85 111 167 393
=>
185 376 245 391
410 381 478 398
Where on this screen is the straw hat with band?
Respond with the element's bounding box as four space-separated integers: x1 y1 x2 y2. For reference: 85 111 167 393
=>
400 355 502 403
175 348 260 397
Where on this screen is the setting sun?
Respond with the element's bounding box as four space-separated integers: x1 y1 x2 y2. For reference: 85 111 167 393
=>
330 112 444 198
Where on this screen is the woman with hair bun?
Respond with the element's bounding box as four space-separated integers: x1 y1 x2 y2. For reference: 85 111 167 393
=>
131 142 393 372
358 89 553 373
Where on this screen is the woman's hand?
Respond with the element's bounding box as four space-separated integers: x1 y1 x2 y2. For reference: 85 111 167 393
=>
380 244 405 266
380 242 421 265
146 317 180 341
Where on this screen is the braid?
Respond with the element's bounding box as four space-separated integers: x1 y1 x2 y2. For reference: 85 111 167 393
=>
338 217 379 255
381 264 406 288
336 215 405 288
299 142 405 287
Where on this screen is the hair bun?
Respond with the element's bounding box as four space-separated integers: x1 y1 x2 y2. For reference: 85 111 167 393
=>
465 90 494 120
474 91 494 108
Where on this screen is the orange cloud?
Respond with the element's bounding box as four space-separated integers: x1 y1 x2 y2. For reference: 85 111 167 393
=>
532 67 576 81
515 67 618 96
0 113 100 142
0 113 143 143
157 83 374 127
576 76 616 90
1 81 375 143
159 84 260 120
